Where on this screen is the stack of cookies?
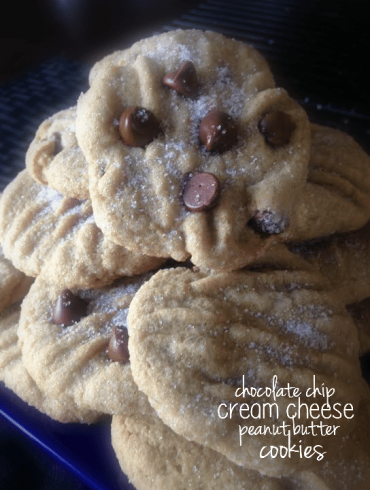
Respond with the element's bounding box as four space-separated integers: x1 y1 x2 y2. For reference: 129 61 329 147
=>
1 29 370 489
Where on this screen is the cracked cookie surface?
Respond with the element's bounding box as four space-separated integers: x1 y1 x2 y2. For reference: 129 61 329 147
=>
289 221 370 307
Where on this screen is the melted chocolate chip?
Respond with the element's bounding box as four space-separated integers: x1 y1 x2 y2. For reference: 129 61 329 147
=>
119 107 160 148
53 289 88 327
183 172 220 212
199 109 237 153
258 111 295 147
162 61 198 98
107 326 130 363
248 210 289 235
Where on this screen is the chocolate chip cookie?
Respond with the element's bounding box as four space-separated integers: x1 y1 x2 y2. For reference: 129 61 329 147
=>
0 250 98 422
18 273 153 416
0 302 100 423
77 29 311 271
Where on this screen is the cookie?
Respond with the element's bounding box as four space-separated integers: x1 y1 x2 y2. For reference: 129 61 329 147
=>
111 408 290 490
87 28 274 98
76 29 311 271
18 273 153 416
290 392 370 490
285 124 370 241
289 221 370 306
0 250 98 422
0 302 100 423
25 107 89 199
0 171 163 288
0 242 33 312
128 267 362 477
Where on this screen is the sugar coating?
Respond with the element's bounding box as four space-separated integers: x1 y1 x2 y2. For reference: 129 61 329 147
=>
77 29 311 271
25 107 90 199
128 267 362 477
0 171 164 288
18 274 154 416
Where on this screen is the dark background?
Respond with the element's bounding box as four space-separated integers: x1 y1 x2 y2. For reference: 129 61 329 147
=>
0 0 201 83
1 0 370 488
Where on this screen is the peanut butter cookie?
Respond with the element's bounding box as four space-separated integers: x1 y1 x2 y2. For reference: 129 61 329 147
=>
128 267 362 476
286 124 370 241
0 303 100 423
25 107 89 199
0 171 163 288
76 29 311 271
111 407 290 490
18 273 153 416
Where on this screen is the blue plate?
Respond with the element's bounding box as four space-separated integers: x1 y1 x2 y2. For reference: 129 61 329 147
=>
0 383 135 490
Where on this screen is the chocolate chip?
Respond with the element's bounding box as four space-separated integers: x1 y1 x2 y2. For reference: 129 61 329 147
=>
118 107 160 148
107 326 130 363
183 172 220 212
248 210 289 235
199 109 237 153
53 289 88 327
162 61 198 98
258 111 295 147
